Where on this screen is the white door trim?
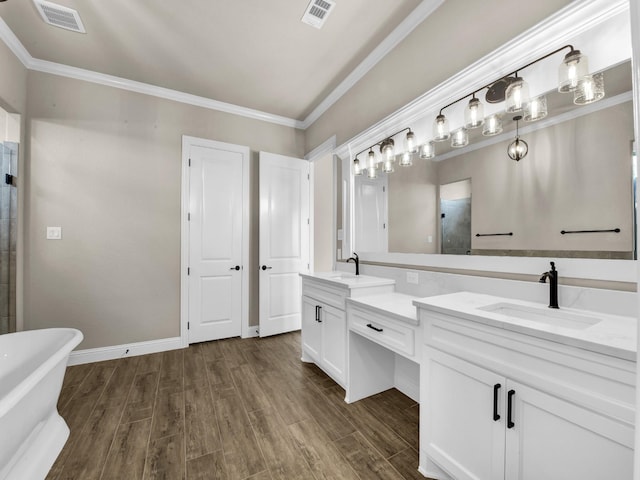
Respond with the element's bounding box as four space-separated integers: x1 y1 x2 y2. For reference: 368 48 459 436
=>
180 135 250 346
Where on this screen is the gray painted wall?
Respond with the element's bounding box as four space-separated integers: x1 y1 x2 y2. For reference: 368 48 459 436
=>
24 71 304 349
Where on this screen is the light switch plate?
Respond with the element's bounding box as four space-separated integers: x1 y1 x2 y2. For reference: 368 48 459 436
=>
337 229 344 241
47 226 62 240
406 271 419 284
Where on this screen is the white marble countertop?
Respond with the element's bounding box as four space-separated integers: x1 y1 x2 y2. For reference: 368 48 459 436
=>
300 272 395 290
414 292 637 361
347 292 418 325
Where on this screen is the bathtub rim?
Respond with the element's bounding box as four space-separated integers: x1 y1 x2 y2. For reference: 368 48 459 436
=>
0 328 83 418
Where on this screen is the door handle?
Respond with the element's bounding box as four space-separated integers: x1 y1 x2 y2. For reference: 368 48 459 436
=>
493 383 501 421
229 265 240 271
316 305 322 322
366 323 383 332
261 265 273 270
507 389 515 429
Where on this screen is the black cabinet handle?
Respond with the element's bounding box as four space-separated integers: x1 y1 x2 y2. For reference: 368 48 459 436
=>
314 305 319 322
261 265 272 270
366 323 383 332
493 384 501 421
507 389 515 429
229 265 240 271
315 305 322 323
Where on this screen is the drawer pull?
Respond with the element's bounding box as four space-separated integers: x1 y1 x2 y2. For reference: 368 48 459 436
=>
507 389 515 429
366 323 383 333
316 305 322 323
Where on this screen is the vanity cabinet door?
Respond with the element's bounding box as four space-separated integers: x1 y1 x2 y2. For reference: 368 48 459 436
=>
320 303 346 384
504 380 634 480
301 296 322 362
424 349 506 480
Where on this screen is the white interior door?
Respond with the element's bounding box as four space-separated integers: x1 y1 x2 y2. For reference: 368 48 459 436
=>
186 138 248 343
259 151 310 337
354 175 388 252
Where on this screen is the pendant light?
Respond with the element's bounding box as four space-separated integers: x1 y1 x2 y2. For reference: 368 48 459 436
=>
382 158 395 173
482 114 503 136
558 49 589 93
366 149 378 178
380 138 395 161
451 127 468 148
405 130 418 154
464 96 484 129
574 72 604 105
433 114 450 141
524 95 547 122
505 76 530 113
419 141 435 159
353 158 362 176
507 115 528 161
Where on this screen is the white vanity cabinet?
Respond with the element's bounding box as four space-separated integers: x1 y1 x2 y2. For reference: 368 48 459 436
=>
417 293 636 480
300 273 395 387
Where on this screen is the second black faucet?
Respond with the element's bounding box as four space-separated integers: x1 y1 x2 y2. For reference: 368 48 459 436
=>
347 252 360 276
539 261 559 309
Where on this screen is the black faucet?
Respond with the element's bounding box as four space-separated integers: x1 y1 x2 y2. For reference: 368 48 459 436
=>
347 252 360 276
539 261 559 309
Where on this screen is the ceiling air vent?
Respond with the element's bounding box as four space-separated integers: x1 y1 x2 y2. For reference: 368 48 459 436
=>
33 0 86 33
301 0 336 29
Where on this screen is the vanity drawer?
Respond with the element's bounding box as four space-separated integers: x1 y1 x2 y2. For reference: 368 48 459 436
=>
302 281 347 310
349 306 416 359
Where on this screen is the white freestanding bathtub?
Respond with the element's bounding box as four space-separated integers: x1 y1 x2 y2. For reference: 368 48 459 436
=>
0 328 83 480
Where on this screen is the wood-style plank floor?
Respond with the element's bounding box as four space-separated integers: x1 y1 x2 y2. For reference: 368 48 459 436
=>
47 331 427 480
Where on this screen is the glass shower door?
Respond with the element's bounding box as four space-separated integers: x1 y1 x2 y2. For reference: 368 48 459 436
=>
0 141 17 334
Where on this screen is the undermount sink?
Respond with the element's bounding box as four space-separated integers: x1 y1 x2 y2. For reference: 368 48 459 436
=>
325 272 356 280
479 302 602 330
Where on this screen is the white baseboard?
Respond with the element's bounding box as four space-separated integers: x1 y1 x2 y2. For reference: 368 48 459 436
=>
67 336 183 365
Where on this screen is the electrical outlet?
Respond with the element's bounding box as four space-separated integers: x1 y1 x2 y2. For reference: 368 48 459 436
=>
406 272 419 284
427 235 433 243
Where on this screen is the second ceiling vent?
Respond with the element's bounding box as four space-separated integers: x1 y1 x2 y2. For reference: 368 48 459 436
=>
33 0 86 33
301 0 336 29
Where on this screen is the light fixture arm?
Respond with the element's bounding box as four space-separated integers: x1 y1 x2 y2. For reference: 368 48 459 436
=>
352 127 413 160
437 44 576 116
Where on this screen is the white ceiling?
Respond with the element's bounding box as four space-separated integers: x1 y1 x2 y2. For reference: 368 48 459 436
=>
0 0 425 122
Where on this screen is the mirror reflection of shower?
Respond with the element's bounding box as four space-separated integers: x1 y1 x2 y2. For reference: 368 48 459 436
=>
440 179 471 255
0 141 17 335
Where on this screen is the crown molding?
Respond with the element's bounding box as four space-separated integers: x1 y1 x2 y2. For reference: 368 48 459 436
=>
28 57 305 129
0 0 444 132
300 0 445 129
335 0 630 160
0 17 305 129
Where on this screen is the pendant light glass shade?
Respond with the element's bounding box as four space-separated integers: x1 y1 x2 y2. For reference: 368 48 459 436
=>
405 130 418 154
524 95 548 122
507 116 528 161
451 128 468 148
399 151 413 167
574 72 604 105
482 114 503 136
508 137 528 161
505 77 529 113
365 149 378 178
380 138 395 161
464 97 484 129
382 159 394 173
419 141 435 159
558 49 589 93
433 114 450 141
353 158 362 176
